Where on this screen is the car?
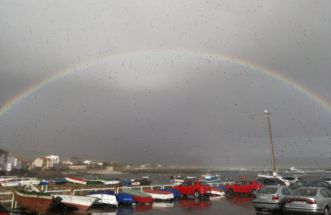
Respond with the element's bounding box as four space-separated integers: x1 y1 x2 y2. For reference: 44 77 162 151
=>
256 177 286 186
252 185 291 213
173 180 211 198
225 180 263 196
283 187 331 214
288 180 310 190
281 176 303 185
308 180 331 190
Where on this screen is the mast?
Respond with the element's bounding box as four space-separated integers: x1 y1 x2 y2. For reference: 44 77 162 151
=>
264 110 277 175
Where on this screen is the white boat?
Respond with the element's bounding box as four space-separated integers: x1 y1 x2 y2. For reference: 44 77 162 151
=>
53 194 98 211
65 176 87 185
143 190 174 201
87 191 118 207
102 179 121 185
0 177 39 187
210 187 225 196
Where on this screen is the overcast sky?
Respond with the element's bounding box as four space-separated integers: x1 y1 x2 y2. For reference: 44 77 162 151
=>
1 0 331 168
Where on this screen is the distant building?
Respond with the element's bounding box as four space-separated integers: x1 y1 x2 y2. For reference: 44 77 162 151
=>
30 157 44 169
68 165 87 170
83 160 93 165
62 160 74 166
45 155 60 164
0 149 9 171
6 155 22 171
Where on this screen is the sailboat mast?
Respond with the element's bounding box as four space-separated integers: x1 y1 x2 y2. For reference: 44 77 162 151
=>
264 110 276 175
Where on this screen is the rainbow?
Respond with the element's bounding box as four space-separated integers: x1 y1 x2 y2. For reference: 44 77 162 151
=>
0 48 330 119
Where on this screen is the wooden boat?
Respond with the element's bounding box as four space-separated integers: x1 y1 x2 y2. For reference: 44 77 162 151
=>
121 189 153 204
87 190 118 207
52 194 98 211
143 189 174 201
65 176 87 185
13 185 55 213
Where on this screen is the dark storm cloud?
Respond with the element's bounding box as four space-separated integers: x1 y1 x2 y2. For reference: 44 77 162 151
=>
1 0 331 167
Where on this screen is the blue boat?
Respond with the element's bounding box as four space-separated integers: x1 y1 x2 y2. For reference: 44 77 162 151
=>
116 193 134 205
161 188 181 199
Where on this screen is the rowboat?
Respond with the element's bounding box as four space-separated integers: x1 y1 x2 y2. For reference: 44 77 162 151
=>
121 189 153 204
143 189 174 201
65 176 87 185
87 190 118 207
14 185 55 213
53 194 98 211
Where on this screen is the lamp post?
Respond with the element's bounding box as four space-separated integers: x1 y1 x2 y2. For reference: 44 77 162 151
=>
264 109 277 175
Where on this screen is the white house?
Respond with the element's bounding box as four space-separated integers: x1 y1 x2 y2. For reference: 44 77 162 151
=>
45 155 60 165
30 157 44 169
83 160 93 165
62 160 74 165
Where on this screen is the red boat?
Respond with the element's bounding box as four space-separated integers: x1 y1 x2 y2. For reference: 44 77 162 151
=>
14 188 55 213
65 176 87 185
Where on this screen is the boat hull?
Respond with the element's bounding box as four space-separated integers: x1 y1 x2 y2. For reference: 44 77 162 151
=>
88 193 118 207
143 190 174 200
133 196 153 204
53 195 97 211
14 190 54 213
65 177 87 185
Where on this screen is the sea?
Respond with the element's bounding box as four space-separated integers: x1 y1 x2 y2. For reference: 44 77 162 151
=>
9 169 331 215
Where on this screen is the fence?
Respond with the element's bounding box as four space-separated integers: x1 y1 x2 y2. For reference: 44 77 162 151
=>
0 181 234 209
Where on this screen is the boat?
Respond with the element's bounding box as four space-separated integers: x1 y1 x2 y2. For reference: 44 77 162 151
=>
143 189 174 201
116 193 134 205
87 190 118 207
65 176 87 185
161 188 181 199
86 179 104 185
13 184 56 213
209 187 225 197
200 174 221 183
52 194 98 211
121 189 153 204
102 179 121 185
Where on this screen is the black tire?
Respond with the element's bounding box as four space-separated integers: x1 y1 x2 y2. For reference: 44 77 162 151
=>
194 191 200 199
254 207 262 212
324 206 329 215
